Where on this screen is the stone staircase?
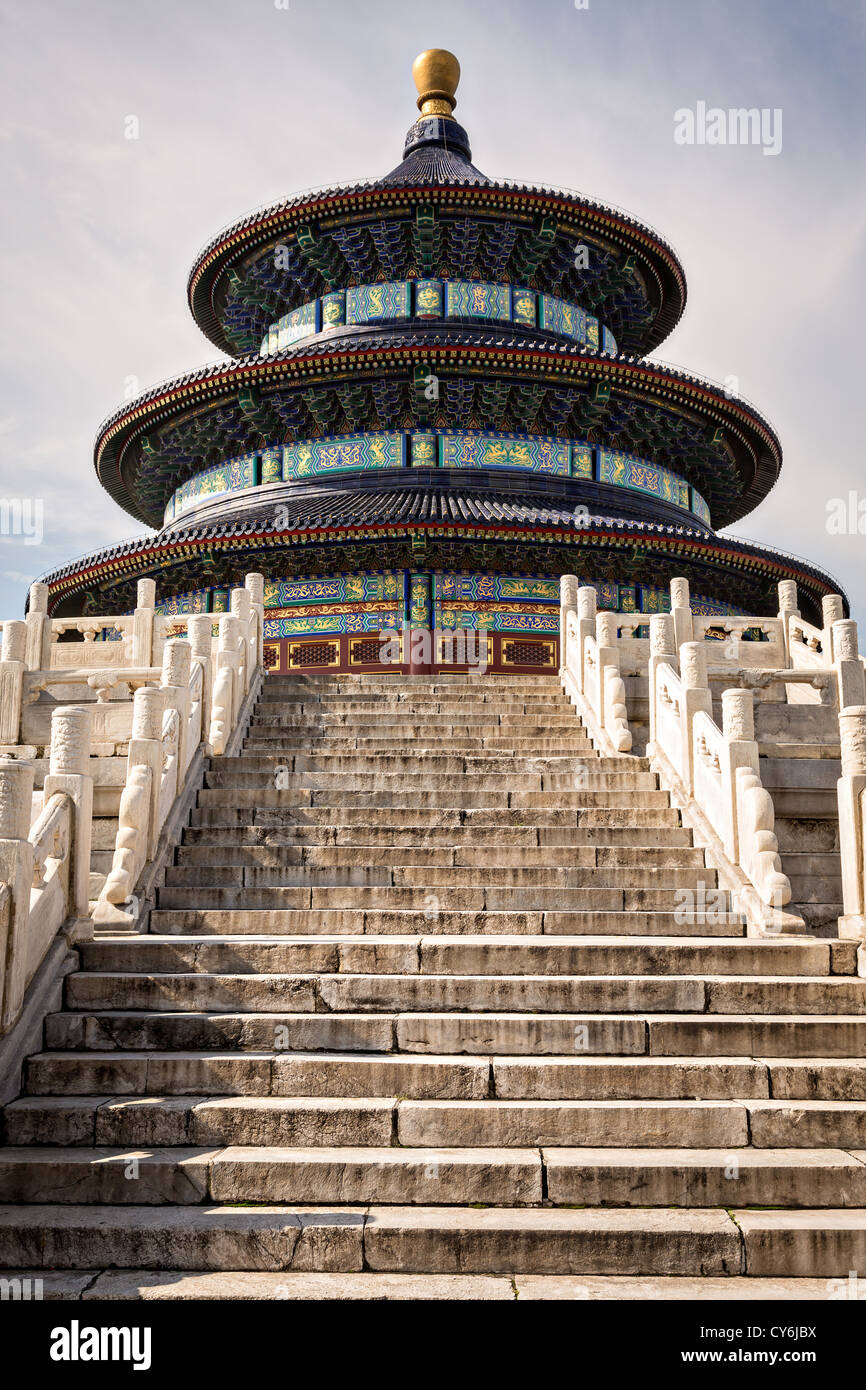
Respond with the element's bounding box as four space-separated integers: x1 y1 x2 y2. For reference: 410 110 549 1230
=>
1 671 864 1300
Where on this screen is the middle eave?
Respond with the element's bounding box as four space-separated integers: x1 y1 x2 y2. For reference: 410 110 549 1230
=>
94 325 782 532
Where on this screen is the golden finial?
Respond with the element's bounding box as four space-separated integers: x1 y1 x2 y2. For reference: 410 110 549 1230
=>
412 49 460 118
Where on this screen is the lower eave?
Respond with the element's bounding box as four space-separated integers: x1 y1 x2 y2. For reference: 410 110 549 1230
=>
38 517 845 613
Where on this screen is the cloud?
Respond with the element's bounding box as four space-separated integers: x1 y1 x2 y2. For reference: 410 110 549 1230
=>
1 0 864 622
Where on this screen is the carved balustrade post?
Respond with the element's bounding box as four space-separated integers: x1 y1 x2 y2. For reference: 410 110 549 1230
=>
245 572 265 669
574 586 597 696
679 640 713 795
822 594 845 664
230 588 253 695
595 611 631 752
648 614 676 752
832 619 866 710
777 580 800 666
161 640 192 784
209 616 242 755
670 576 693 651
132 578 156 667
130 685 165 860
188 615 214 750
43 705 93 929
0 621 26 747
25 581 51 673
720 688 758 865
559 574 579 673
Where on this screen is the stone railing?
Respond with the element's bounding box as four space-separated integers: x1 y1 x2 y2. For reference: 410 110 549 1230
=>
559 572 861 937
0 573 265 1047
838 707 866 950
648 623 792 930
560 579 632 754
0 705 93 1035
93 577 264 927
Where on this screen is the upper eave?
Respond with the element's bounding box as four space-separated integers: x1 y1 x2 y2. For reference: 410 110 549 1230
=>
187 178 687 357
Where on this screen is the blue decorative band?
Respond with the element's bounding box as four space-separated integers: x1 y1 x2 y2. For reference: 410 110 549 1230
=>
165 432 711 527
261 279 617 356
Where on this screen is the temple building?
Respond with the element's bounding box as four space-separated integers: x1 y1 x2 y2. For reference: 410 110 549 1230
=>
36 50 842 672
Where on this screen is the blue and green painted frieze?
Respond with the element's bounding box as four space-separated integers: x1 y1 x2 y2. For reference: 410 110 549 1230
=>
260 278 616 356
165 432 711 527
157 568 748 634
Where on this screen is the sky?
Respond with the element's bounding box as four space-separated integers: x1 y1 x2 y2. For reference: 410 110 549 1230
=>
0 0 864 622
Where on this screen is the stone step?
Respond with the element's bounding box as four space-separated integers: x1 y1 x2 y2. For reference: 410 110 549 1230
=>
775 817 841 853
0 1203 745 1274
39 1269 844 1300
770 789 839 819
23 1051 491 1098
63 972 736 1016
249 716 586 732
790 904 844 933
188 805 683 830
80 934 832 977
761 757 842 791
148 908 747 938
0 1146 544 1207
754 703 840 742
229 756 631 778
224 755 628 776
23 1051 866 1099
13 1095 866 1151
399 1098 866 1151
202 771 658 793
63 971 866 1019
156 885 717 912
31 1269 523 1299
541 1147 866 1207
746 1099 866 1148
244 736 595 753
1 1145 862 1209
0 1203 370 1271
784 855 844 906
262 678 561 693
245 731 592 748
732 1210 866 1277
256 700 574 717
250 708 580 722
262 678 561 695
258 688 566 702
201 778 656 800
4 1095 399 1148
4 1094 755 1149
181 824 697 849
162 864 715 891
39 1009 866 1054
91 819 119 851
173 845 706 872
759 743 841 760
87 870 107 900
787 880 843 908
196 788 673 810
4 1202 863 1276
